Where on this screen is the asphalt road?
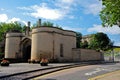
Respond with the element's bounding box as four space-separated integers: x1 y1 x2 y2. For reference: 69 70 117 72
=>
33 63 120 80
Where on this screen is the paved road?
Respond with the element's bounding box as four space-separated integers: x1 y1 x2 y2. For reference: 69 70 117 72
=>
33 63 120 80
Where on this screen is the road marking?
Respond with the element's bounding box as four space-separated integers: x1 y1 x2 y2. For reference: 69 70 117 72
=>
85 68 108 76
88 70 120 80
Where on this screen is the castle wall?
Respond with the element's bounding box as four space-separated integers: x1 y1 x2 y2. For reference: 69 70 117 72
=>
80 49 103 61
54 34 76 62
31 31 53 60
72 48 103 61
31 27 76 61
5 33 23 59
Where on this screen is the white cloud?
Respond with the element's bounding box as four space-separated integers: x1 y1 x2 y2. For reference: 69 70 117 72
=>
8 17 27 25
30 4 63 20
18 0 76 20
17 7 32 10
56 0 74 9
78 0 102 15
88 24 120 35
0 14 8 22
8 17 20 22
60 0 74 4
84 3 102 15
0 14 27 25
0 8 5 11
68 15 75 19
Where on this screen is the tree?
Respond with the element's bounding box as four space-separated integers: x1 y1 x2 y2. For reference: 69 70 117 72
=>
80 40 88 49
89 32 111 50
76 32 82 48
100 0 120 27
42 21 53 26
0 22 24 41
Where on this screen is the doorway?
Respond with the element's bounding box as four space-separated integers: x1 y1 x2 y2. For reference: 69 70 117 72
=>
21 38 31 62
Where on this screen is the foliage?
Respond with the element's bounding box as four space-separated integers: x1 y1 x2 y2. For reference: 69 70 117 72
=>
0 22 24 41
114 47 120 52
76 32 82 48
55 24 63 30
80 40 88 48
33 21 63 30
89 32 111 50
100 0 120 27
42 21 53 26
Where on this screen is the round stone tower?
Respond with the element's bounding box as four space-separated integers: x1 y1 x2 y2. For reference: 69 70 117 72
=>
31 27 54 61
5 32 23 59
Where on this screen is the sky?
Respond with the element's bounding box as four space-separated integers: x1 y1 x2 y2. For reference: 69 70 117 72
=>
0 0 120 46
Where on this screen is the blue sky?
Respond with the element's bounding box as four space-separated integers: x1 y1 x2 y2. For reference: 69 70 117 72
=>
0 0 120 46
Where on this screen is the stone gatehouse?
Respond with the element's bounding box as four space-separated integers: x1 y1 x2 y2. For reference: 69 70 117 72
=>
4 19 103 62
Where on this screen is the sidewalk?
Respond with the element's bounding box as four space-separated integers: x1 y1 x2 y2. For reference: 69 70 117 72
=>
0 63 74 78
89 70 120 80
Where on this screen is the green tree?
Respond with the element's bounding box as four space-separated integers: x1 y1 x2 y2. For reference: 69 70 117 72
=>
100 0 120 27
0 22 23 41
89 32 111 50
80 40 88 49
42 21 53 26
76 32 82 48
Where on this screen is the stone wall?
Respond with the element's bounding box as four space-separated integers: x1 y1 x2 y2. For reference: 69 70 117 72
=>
72 48 103 61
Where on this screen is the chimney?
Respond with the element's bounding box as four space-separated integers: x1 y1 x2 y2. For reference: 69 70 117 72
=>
37 19 41 27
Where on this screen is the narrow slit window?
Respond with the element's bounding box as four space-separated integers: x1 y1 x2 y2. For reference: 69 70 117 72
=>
60 44 63 57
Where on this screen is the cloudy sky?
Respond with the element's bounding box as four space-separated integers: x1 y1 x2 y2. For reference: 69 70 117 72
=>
0 0 120 46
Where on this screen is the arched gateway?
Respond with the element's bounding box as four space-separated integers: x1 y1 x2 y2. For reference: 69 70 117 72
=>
20 38 31 62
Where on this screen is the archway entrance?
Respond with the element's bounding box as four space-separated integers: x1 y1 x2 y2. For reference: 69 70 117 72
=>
23 45 31 61
20 38 31 62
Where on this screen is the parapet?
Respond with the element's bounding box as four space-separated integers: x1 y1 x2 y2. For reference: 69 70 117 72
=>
6 32 24 38
32 27 76 37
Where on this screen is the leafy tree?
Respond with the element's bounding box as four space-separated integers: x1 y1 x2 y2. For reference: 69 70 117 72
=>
100 0 120 27
42 21 53 26
89 32 111 50
0 22 24 41
76 32 82 48
80 40 88 49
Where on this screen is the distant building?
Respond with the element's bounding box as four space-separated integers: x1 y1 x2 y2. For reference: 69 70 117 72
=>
81 34 92 44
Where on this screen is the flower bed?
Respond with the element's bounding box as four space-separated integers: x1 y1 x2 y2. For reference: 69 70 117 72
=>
40 58 48 66
1 59 10 66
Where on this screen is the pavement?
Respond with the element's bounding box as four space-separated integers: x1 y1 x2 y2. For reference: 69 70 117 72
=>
89 70 120 80
1 62 120 80
0 63 75 78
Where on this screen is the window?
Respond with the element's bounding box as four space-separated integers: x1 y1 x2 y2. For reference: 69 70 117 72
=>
60 44 64 57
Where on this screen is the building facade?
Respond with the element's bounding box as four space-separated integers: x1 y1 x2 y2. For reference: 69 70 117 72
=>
4 20 103 62
5 26 76 62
